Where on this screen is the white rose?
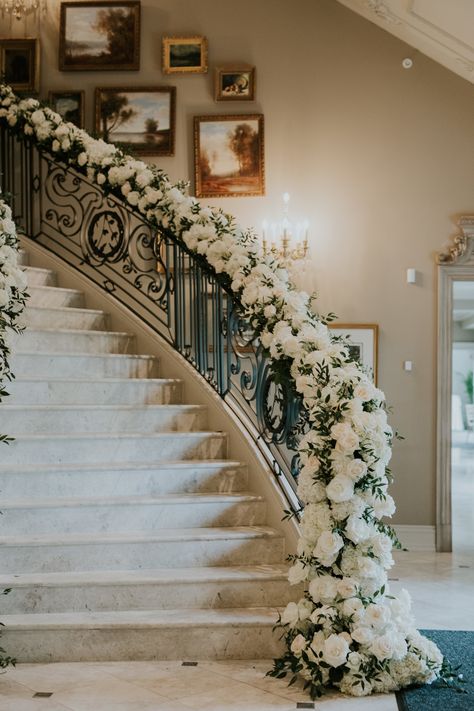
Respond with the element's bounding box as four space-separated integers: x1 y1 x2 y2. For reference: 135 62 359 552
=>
373 495 396 519
342 597 364 619
345 514 371 544
331 422 359 453
263 304 276 318
281 601 299 627
77 152 88 166
127 191 140 206
337 577 358 599
346 459 367 481
364 603 391 629
370 632 398 662
322 633 350 668
354 382 376 401
291 634 307 655
288 560 308 585
298 598 313 621
351 626 374 645
326 474 354 503
308 575 338 604
313 531 344 567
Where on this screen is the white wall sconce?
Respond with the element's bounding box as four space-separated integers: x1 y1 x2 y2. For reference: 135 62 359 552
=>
406 268 417 284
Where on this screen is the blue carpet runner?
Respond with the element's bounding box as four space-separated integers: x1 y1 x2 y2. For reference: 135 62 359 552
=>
395 630 471 710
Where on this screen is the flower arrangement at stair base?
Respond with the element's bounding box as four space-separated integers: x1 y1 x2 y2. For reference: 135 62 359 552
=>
0 83 449 698
0 195 28 670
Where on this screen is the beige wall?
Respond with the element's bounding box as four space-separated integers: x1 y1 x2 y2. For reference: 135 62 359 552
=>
3 0 474 526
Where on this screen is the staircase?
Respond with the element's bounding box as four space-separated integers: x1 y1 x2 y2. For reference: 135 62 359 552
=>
0 249 292 662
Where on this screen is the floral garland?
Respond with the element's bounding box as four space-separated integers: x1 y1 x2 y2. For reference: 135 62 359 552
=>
0 194 28 671
0 83 447 698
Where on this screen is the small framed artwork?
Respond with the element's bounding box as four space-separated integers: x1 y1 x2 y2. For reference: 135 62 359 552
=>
48 90 85 128
59 1 140 71
329 323 379 384
194 114 265 198
162 35 207 74
95 86 176 156
215 65 255 102
0 38 39 92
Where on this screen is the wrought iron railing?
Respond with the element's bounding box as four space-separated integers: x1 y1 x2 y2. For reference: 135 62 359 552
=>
0 126 304 511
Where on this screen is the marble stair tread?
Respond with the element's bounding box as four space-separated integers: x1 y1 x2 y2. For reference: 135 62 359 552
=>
10 352 160 379
22 266 56 286
0 458 244 474
0 525 282 546
23 306 109 331
0 564 289 588
0 607 282 630
24 305 107 317
10 328 136 354
0 492 264 508
0 403 207 434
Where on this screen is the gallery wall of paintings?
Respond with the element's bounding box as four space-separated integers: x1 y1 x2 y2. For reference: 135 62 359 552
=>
0 0 264 201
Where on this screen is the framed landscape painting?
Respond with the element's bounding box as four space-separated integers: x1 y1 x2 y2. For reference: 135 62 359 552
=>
162 36 207 74
194 114 265 198
329 323 378 384
59 1 140 71
215 65 255 101
48 90 85 128
1 38 39 92
95 86 176 156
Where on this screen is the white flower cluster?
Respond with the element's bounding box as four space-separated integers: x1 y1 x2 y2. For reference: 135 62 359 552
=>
0 83 444 699
0 196 28 394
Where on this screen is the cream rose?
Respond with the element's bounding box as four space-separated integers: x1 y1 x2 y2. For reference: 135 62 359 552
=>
322 633 350 667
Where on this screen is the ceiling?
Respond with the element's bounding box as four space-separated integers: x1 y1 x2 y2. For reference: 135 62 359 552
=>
336 0 474 84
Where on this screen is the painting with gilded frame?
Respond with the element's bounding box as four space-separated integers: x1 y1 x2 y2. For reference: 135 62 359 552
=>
59 1 140 71
95 86 176 156
1 38 39 92
194 114 265 198
329 323 378 385
162 35 207 74
215 65 255 101
48 90 85 128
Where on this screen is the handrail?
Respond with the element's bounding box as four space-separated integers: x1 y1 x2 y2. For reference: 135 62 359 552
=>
0 89 305 512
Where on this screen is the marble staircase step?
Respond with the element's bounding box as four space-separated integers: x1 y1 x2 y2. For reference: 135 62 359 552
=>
23 266 56 286
0 565 292 613
0 526 285 572
0 493 266 534
10 328 136 354
27 285 84 308
0 461 248 498
0 404 208 434
7 377 181 405
10 352 160 379
1 431 228 466
23 305 109 331
18 248 28 266
0 607 284 661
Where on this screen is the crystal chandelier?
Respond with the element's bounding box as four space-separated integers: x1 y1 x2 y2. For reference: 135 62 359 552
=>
262 192 309 263
1 0 41 21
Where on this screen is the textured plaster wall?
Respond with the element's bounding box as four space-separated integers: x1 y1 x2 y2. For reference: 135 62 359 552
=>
2 0 474 526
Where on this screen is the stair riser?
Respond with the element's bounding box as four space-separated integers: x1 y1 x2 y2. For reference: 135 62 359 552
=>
0 407 208 434
0 465 248 498
10 353 160 379
0 579 293 614
0 537 285 572
24 268 56 286
18 249 28 266
7 380 181 405
10 330 135 354
1 626 284 662
28 287 84 308
23 308 108 331
0 500 266 535
1 434 227 466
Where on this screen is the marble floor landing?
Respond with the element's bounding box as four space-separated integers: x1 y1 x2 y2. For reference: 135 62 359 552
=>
2 549 474 711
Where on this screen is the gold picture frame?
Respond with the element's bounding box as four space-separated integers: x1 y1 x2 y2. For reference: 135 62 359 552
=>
0 38 39 92
48 90 85 128
59 1 141 72
194 114 265 198
162 35 208 74
215 64 255 102
95 86 176 156
329 323 379 385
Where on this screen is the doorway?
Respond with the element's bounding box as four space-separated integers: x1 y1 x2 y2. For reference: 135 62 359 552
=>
437 217 474 551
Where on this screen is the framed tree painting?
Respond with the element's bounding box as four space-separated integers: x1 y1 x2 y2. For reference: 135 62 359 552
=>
1 38 39 92
329 323 379 384
194 114 265 198
95 86 176 156
59 1 140 71
48 90 85 128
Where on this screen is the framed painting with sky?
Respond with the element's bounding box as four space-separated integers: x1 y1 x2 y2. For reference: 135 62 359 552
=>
59 1 140 71
95 86 176 156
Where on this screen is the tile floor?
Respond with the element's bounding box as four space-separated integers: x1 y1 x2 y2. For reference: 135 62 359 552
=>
2 549 474 710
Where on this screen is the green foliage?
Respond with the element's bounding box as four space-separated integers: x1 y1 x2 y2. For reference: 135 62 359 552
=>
464 370 474 404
